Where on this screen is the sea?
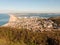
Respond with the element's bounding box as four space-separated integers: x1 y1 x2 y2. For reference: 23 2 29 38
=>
0 14 10 26
0 13 60 26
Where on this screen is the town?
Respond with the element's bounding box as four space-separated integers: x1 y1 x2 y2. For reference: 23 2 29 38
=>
3 15 58 32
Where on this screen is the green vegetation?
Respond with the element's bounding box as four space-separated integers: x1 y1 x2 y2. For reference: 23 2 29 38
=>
0 27 60 45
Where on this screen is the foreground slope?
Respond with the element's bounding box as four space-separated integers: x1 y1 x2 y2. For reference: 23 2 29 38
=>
0 27 60 45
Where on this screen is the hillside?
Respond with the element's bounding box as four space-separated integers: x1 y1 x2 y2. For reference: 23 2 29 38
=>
0 15 60 45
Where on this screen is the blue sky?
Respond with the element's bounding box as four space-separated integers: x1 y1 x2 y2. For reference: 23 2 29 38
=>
0 0 60 13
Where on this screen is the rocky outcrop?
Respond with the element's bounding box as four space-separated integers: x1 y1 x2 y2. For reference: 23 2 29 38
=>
49 16 60 28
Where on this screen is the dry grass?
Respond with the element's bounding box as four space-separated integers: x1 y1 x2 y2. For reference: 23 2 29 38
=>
0 27 60 45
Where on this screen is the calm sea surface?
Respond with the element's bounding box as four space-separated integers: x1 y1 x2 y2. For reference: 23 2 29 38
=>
0 13 60 26
0 14 10 26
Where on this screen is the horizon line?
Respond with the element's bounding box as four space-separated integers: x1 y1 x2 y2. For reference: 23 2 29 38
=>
0 10 60 13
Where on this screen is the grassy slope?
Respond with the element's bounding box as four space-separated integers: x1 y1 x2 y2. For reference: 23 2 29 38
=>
0 27 60 45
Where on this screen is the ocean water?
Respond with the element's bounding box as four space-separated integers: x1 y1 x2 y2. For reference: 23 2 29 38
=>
0 13 60 26
17 13 60 18
0 14 10 26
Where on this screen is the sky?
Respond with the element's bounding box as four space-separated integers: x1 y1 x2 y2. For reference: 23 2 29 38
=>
0 0 60 13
